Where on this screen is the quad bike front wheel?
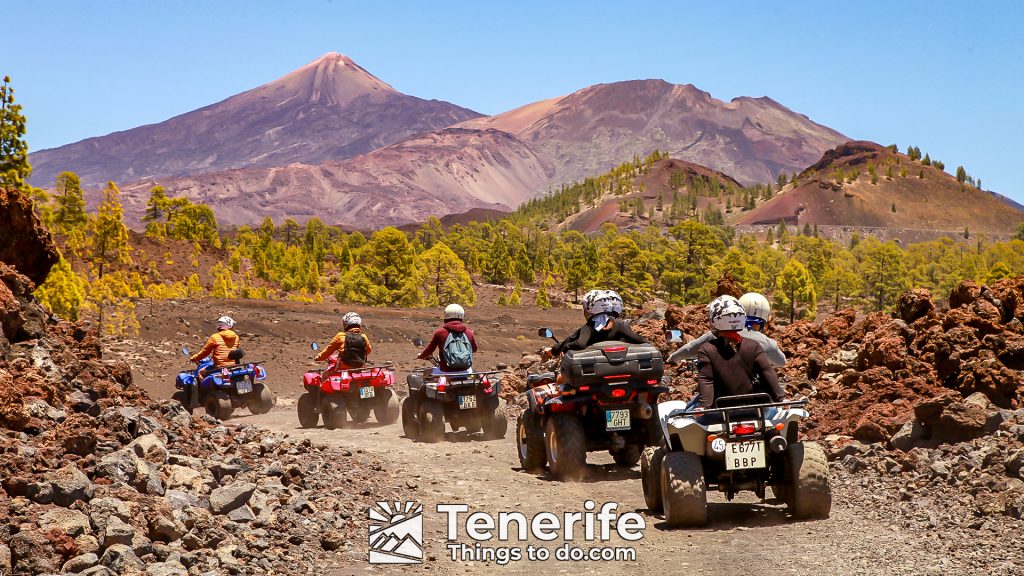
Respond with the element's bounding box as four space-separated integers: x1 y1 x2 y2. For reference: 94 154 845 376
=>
247 384 275 415
612 444 642 467
419 399 445 443
641 445 666 512
205 393 233 421
375 390 400 425
482 398 508 440
297 392 320 428
322 396 349 430
661 451 708 527
784 441 832 519
401 395 420 438
545 413 587 481
517 411 547 472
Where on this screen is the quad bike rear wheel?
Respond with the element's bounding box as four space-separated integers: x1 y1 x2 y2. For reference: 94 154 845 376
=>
641 445 666 512
545 413 587 481
322 396 349 430
401 395 420 438
375 390 400 425
482 398 508 439
784 441 832 519
171 391 193 415
419 399 445 443
247 384 275 415
297 392 320 428
205 393 233 421
612 444 642 467
517 411 547 472
351 402 371 424
661 451 708 527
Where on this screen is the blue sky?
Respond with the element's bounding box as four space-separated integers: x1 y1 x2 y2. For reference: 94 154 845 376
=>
6 1 1023 200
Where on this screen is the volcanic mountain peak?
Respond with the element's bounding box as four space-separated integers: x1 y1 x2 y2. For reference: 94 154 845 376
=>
266 52 398 106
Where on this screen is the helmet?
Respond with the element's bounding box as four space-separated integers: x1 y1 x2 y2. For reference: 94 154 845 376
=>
216 315 236 330
342 312 362 328
444 303 465 320
707 296 746 332
739 292 771 326
582 289 624 319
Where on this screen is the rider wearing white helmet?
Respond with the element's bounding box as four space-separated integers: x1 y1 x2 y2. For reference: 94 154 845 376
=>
417 303 478 372
316 311 372 368
551 289 646 356
695 295 785 410
667 291 786 367
190 315 241 367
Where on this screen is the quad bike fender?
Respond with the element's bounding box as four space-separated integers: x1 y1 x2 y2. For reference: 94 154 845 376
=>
176 371 196 389
656 400 689 444
407 373 424 392
303 372 321 388
525 388 539 414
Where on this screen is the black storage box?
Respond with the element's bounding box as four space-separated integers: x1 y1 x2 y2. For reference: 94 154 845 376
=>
560 341 664 387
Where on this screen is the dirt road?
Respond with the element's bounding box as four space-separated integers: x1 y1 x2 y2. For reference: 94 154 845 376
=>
117 299 1014 575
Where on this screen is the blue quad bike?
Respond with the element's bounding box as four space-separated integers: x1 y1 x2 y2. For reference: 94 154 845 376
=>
174 347 275 420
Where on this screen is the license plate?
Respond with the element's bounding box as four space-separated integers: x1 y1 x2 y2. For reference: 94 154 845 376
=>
359 387 375 399
726 440 766 470
458 395 477 409
236 380 253 394
605 409 631 431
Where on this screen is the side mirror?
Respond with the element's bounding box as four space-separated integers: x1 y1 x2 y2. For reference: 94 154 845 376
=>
181 347 190 356
412 337 424 347
538 328 554 339
311 342 319 351
227 349 245 361
666 329 684 343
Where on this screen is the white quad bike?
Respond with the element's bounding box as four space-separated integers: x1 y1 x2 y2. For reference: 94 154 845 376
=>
642 392 831 527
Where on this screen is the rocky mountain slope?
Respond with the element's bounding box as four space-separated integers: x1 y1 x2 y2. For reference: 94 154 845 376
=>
736 141 1024 233
459 79 848 186
28 53 481 187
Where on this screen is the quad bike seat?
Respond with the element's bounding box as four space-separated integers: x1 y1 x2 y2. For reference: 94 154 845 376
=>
527 372 556 386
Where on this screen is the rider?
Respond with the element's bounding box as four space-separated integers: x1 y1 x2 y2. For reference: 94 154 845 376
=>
418 304 478 372
315 312 372 370
667 291 786 367
188 315 241 406
695 295 785 412
551 289 646 356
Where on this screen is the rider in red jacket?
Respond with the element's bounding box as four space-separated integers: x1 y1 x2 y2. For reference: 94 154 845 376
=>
417 304 478 372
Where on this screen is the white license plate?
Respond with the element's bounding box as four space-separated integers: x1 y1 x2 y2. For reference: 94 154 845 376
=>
236 380 253 394
359 387 375 399
605 409 631 431
726 440 766 470
458 395 477 409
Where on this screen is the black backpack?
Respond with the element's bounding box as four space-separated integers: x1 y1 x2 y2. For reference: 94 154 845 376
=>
340 332 367 367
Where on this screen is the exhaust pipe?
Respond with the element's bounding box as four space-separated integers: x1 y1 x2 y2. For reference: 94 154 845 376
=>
769 436 788 454
638 403 654 420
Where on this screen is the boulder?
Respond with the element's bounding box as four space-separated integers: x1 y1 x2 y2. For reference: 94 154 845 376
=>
47 464 95 506
39 507 92 537
226 504 256 523
62 552 100 573
949 280 983 309
127 433 168 465
0 543 10 575
164 489 200 510
1005 449 1024 479
890 420 927 452
99 544 144 573
145 561 189 576
931 402 990 443
9 529 60 574
164 465 204 492
896 288 935 324
88 497 136 533
96 449 140 485
79 566 117 576
0 186 58 287
208 482 256 515
102 515 135 548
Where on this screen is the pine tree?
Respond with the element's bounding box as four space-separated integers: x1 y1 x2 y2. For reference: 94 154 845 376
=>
142 185 169 236
419 242 476 307
535 275 553 308
34 254 85 320
0 76 31 190
91 182 133 280
775 259 817 322
53 172 88 232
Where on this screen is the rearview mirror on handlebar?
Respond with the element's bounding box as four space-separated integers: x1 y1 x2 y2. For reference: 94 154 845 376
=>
665 329 684 343
538 327 555 340
412 337 424 347
181 346 190 356
310 342 319 351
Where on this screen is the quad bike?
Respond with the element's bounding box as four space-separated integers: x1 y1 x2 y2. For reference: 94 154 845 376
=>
297 342 399 430
173 347 274 420
401 337 508 443
516 328 669 481
643 389 831 527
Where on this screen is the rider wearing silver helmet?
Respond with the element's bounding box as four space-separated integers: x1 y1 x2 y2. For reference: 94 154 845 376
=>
316 311 372 368
667 291 786 367
551 289 646 356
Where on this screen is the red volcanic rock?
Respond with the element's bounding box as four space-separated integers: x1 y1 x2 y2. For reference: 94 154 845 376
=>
0 187 58 287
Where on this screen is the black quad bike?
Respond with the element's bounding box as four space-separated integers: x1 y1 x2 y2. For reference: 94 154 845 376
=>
401 338 508 443
516 328 669 481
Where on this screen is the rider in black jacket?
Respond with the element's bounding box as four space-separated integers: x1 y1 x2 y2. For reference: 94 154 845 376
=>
551 289 647 356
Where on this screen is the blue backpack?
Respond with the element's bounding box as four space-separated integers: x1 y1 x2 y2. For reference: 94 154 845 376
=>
441 331 473 371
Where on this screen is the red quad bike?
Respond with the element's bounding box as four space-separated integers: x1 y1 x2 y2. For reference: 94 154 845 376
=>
401 338 508 443
516 327 669 481
297 342 399 430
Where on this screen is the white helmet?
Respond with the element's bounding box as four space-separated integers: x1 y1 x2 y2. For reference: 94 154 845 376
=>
216 315 236 330
739 292 771 325
708 296 746 332
444 303 465 320
342 312 362 328
582 290 624 330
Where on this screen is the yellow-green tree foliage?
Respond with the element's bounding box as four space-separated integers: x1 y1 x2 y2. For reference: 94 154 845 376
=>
91 182 133 278
335 227 422 307
775 259 817 322
420 242 476 307
0 75 30 189
34 254 85 320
